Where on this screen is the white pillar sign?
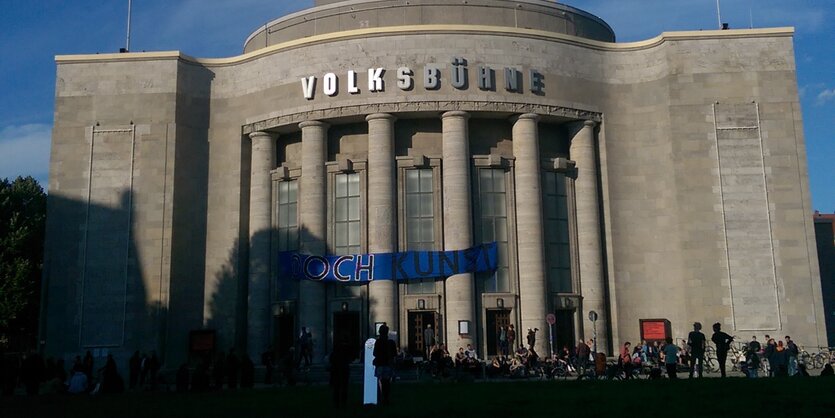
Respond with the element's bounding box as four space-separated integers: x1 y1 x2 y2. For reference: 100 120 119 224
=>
363 338 377 405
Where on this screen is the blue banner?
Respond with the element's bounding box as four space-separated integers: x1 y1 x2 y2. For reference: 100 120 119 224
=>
277 242 498 283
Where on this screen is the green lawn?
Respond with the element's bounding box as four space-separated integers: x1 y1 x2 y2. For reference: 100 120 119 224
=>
4 377 835 418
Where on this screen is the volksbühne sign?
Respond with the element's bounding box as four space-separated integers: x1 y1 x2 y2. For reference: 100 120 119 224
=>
301 57 544 99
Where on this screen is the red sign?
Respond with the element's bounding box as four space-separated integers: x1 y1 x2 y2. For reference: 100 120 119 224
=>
639 319 671 342
546 313 556 325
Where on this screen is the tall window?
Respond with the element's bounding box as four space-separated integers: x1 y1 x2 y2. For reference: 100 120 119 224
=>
334 173 361 255
543 172 572 293
276 180 299 300
405 169 435 294
476 168 510 293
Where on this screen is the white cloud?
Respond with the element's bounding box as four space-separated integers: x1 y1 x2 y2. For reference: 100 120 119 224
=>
0 123 51 185
818 89 835 105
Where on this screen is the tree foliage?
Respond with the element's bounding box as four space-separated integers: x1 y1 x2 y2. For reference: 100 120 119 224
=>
0 176 46 339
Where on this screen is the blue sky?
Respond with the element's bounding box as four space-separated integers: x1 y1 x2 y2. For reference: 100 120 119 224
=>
0 0 832 211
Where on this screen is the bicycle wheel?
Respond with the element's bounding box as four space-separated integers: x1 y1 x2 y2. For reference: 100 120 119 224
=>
703 357 718 374
813 353 827 369
798 351 812 368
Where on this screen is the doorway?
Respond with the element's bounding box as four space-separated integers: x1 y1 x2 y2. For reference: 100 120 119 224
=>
554 310 576 353
273 314 295 358
333 311 361 349
486 309 511 357
407 311 438 358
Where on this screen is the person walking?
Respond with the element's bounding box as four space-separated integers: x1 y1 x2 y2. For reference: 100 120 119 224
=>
373 324 397 405
687 322 706 378
711 323 733 377
663 338 680 379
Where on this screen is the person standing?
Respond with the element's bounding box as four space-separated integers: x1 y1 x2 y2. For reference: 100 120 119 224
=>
128 351 140 390
423 324 435 359
785 336 799 376
261 348 275 385
499 326 508 356
687 322 706 378
663 338 680 379
373 324 397 406
711 323 733 377
227 348 239 389
576 339 590 372
329 340 353 407
507 325 517 352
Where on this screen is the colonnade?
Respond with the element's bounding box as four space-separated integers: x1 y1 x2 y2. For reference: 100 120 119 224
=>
245 112 607 360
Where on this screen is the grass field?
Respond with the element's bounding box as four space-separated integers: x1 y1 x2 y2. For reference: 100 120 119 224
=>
4 377 835 418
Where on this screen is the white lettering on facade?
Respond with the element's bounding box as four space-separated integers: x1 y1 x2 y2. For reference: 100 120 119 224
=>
299 58 544 99
323 72 338 96
301 76 316 100
348 70 360 94
397 67 413 90
368 67 385 92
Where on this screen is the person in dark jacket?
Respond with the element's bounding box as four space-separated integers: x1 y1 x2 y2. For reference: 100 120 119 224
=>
770 340 789 377
373 324 397 405
129 351 141 390
764 338 777 377
240 355 255 388
99 355 124 394
227 348 240 389
711 323 733 377
329 339 354 407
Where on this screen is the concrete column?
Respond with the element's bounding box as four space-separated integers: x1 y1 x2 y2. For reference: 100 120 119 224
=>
512 114 549 356
299 120 328 363
366 113 398 335
569 120 609 353
441 111 475 350
247 131 276 359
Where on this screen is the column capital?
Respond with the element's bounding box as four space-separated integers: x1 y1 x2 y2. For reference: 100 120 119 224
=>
248 131 277 141
511 113 540 123
441 110 470 120
299 120 329 130
365 113 396 122
568 119 597 138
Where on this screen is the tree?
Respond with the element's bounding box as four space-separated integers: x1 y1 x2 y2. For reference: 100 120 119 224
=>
0 176 46 349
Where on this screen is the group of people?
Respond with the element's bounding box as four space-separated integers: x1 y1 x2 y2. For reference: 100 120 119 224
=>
0 350 158 396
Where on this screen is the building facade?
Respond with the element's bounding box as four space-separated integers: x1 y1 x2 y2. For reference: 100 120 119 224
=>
42 0 828 366
814 212 835 347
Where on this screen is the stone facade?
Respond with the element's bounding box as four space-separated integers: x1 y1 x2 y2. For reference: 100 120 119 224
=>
42 0 826 368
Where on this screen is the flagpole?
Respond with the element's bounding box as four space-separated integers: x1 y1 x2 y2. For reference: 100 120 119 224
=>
716 0 722 29
126 0 132 52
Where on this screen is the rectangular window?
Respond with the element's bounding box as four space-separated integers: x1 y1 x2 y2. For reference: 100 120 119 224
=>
476 168 510 293
405 169 435 294
334 173 361 255
276 180 299 300
543 171 572 293
333 173 361 298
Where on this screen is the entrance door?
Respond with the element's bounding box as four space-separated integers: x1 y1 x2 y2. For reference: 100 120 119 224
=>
486 309 511 357
554 310 576 353
333 311 361 350
407 311 438 358
273 314 295 358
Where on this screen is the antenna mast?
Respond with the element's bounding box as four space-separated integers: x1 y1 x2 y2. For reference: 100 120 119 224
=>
125 0 132 52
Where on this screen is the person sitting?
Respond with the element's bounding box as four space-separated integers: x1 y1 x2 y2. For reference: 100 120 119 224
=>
488 357 502 378
465 344 478 362
454 347 466 367
820 363 834 377
67 368 88 394
509 355 525 377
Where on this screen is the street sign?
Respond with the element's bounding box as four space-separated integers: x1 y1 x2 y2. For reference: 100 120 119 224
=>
588 310 598 322
546 313 556 325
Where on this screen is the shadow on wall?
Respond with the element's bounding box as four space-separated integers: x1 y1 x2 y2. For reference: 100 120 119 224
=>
41 192 157 368
204 224 385 360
